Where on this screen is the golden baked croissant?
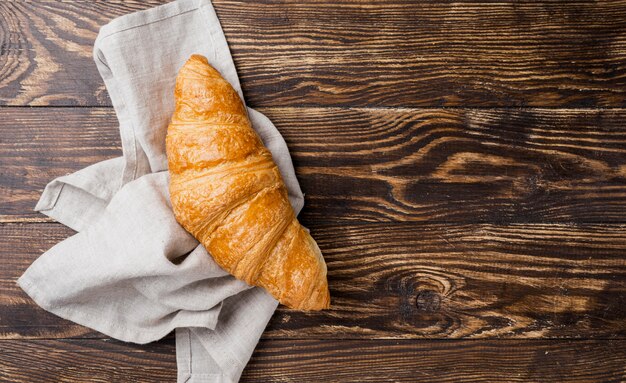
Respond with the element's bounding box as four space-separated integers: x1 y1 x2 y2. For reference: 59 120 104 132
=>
166 55 330 311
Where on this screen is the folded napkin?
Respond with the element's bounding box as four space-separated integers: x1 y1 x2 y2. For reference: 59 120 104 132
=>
18 0 304 382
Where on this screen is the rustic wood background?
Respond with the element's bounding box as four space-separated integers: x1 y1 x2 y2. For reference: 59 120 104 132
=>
1 1 625 382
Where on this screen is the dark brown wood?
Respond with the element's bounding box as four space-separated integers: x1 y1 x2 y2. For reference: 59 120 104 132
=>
3 107 626 224
244 339 626 383
1 339 625 383
1 1 626 107
2 222 624 340
0 339 176 382
2 0 626 381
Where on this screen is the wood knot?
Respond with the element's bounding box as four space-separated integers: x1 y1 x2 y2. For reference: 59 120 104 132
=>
415 290 441 312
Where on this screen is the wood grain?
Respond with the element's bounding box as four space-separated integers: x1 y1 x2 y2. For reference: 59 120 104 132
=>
0 339 176 382
1 1 626 107
2 222 624 340
1 339 625 383
2 0 625 381
3 107 626 223
244 339 626 383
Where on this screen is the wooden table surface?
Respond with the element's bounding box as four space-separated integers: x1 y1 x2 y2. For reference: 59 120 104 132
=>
1 1 625 382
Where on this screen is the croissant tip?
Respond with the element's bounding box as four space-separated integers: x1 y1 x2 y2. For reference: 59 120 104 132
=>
188 54 209 65
286 287 331 311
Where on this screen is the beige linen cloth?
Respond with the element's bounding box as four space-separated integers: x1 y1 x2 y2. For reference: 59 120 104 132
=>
17 0 304 382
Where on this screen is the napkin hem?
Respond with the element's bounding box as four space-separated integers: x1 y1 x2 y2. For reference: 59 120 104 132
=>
35 182 110 232
34 181 63 212
192 327 244 368
177 328 231 383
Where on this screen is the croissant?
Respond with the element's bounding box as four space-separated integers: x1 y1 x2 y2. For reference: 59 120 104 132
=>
166 55 330 311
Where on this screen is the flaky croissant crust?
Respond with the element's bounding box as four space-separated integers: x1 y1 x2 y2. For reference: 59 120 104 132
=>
166 55 330 310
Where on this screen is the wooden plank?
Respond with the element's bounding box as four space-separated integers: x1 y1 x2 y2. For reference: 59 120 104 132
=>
2 222 624 340
244 339 626 383
1 1 626 107
1 339 625 382
2 107 626 223
1 108 120 223
0 339 176 382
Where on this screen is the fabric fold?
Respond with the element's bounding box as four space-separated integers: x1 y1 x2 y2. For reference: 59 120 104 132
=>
20 0 303 381
21 172 235 344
